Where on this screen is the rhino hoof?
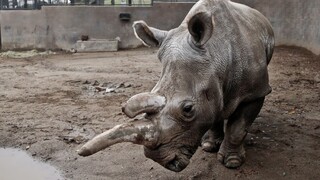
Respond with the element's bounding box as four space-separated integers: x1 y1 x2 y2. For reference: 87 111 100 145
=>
201 141 220 152
225 158 242 168
202 142 214 151
217 152 245 169
201 140 222 152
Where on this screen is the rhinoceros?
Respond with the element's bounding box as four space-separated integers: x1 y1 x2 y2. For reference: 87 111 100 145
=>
78 0 274 172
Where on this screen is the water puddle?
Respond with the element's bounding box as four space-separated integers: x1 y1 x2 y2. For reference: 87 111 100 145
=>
0 148 64 180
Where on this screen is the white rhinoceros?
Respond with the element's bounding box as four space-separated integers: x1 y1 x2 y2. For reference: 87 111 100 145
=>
78 0 274 172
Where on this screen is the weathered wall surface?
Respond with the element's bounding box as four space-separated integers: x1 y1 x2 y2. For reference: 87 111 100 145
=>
234 0 320 55
0 1 319 54
0 10 48 50
0 3 194 50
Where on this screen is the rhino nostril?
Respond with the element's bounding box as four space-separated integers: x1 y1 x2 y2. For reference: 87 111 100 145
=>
166 154 190 172
166 158 182 172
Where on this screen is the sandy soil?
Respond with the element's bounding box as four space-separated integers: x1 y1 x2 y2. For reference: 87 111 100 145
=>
0 46 319 180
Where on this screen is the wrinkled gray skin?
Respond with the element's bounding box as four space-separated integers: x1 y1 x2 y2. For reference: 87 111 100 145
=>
78 0 274 172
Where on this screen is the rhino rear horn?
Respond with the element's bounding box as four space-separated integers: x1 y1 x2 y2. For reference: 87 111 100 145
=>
133 21 168 47
122 92 166 118
187 12 214 46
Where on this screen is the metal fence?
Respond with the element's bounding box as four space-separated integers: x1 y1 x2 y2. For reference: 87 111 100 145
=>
0 0 154 9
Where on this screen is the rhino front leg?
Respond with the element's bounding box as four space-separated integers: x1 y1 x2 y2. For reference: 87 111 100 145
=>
201 118 224 152
218 97 265 168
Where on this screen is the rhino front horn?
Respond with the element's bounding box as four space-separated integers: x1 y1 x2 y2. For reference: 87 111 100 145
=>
78 120 158 156
122 92 166 118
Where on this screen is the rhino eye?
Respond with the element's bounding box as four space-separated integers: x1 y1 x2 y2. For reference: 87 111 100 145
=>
181 102 195 120
183 105 193 113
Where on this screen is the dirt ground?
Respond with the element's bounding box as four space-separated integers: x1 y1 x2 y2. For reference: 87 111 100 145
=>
0 46 319 180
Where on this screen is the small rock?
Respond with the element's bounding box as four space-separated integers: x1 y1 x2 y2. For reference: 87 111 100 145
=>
45 157 52 161
88 86 97 92
117 82 125 88
80 115 87 120
65 127 73 131
70 48 77 53
95 86 106 92
288 110 296 114
124 82 132 88
63 136 75 143
282 172 286 176
83 80 91 84
106 87 116 93
115 89 124 93
92 80 100 86
81 86 88 90
101 82 110 87
26 145 30 150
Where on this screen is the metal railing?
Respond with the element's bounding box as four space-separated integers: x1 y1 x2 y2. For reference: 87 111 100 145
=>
0 0 154 9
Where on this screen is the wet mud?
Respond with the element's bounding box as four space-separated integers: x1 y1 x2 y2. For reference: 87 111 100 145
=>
0 148 63 180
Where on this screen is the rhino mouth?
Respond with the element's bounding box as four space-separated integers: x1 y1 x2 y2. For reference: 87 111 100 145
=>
145 145 197 172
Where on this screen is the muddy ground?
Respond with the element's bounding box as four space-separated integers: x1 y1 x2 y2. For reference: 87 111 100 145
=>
0 46 319 180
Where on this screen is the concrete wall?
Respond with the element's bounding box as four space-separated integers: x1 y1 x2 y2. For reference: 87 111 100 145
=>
0 1 319 54
234 0 320 55
0 3 194 50
0 10 48 50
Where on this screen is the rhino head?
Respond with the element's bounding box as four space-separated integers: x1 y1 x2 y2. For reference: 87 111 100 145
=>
78 10 224 172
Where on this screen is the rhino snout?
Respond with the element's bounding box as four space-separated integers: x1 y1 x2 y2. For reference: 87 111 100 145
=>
144 145 196 172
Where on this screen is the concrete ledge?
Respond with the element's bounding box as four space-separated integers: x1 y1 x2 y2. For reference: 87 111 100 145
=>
75 39 119 52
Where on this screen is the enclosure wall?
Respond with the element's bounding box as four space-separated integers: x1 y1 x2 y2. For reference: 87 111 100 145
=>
0 3 193 50
234 0 320 55
0 1 319 54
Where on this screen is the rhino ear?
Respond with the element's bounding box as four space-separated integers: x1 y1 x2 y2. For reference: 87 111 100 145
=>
187 12 214 47
133 21 168 47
